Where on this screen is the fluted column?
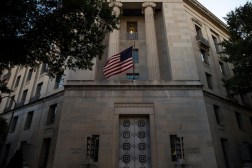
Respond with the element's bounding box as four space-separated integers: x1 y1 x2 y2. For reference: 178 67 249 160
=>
142 2 160 80
108 1 122 58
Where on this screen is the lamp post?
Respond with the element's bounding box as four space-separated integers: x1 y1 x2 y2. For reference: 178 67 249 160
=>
0 95 16 167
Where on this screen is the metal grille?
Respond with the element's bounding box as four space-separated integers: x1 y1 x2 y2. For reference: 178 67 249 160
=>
119 117 151 168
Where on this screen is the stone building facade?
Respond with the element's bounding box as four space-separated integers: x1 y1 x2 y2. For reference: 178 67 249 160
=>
0 0 252 168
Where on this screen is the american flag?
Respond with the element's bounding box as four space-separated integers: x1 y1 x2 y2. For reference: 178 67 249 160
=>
103 46 133 78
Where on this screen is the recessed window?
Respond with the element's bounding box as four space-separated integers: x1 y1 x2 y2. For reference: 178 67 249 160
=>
212 35 220 52
47 104 57 125
219 61 227 75
26 69 33 82
21 89 28 104
132 49 139 63
200 49 209 65
126 73 139 80
24 111 34 130
214 105 224 126
235 112 244 130
15 75 21 88
127 21 138 40
195 25 202 37
9 116 18 133
35 82 43 97
205 73 213 89
8 95 15 108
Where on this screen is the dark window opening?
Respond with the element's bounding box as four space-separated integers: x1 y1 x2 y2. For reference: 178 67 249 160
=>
24 111 34 130
47 104 57 125
9 116 18 133
205 73 213 89
15 75 21 88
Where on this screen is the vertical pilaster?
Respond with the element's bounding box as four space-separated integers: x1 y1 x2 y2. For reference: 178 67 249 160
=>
108 1 122 58
142 2 160 80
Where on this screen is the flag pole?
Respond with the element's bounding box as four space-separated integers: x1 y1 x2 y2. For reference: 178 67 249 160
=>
132 40 135 81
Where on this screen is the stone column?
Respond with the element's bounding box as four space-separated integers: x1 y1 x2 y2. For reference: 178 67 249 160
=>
142 2 160 80
108 1 122 58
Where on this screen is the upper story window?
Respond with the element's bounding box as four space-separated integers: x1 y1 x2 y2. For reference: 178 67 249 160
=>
205 73 213 89
127 21 138 40
132 49 139 63
212 35 220 52
47 104 57 125
35 82 43 97
15 75 21 88
24 111 34 130
200 49 209 65
235 112 244 130
26 69 33 82
9 116 18 133
213 105 224 126
21 89 28 104
219 61 227 75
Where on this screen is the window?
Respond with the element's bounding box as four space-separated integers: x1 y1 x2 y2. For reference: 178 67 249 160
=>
26 69 33 82
126 73 139 80
212 35 220 52
40 64 48 74
15 75 21 88
200 49 209 65
39 138 51 168
24 111 34 130
8 95 15 108
205 73 213 89
221 138 229 168
47 104 57 125
219 61 227 75
21 89 28 104
9 116 18 133
35 82 43 97
86 135 99 162
214 105 224 126
195 25 202 37
132 49 139 63
235 112 244 129
54 75 64 89
170 135 184 162
127 21 138 40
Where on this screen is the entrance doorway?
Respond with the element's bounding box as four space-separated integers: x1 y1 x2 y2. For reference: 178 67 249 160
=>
119 117 151 168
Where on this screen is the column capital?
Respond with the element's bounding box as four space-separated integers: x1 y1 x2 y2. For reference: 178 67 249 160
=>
142 1 156 9
109 1 123 8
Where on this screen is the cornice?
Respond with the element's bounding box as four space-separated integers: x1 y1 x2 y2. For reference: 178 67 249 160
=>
184 0 229 34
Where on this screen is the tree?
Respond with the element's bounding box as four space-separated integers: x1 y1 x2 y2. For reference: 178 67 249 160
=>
0 0 118 78
220 2 252 95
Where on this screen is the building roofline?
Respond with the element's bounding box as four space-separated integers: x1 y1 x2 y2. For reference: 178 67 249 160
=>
184 0 229 34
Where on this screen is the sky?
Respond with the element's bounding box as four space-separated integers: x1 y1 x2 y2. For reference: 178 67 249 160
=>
197 0 250 23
